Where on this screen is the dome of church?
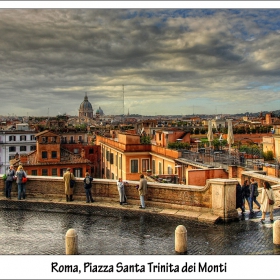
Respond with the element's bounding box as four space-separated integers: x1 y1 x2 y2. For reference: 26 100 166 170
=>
96 106 104 115
79 95 93 111
79 93 94 119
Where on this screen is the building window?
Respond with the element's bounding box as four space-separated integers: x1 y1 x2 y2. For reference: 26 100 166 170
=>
9 136 16 141
142 159 149 172
42 137 48 143
20 146 27 152
131 159 138 173
78 136 83 142
152 160 156 174
159 134 161 141
51 151 57 158
106 150 110 161
60 168 67 177
31 135 35 140
73 168 82 178
168 166 172 175
52 168 57 176
42 169 48 176
106 168 110 179
89 148 94 154
111 173 114 180
31 170 37 176
20 135 26 141
30 145 36 151
9 147 16 152
119 156 122 170
110 153 114 164
42 151 47 159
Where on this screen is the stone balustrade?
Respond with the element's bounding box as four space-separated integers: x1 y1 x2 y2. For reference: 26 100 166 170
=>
0 175 243 222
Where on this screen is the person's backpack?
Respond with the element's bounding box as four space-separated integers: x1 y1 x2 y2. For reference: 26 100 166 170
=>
85 176 92 189
17 171 24 182
85 176 91 185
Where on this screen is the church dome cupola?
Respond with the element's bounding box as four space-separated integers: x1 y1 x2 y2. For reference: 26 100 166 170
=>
79 92 93 119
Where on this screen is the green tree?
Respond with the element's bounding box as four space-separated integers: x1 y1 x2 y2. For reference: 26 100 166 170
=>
194 128 200 135
140 135 151 144
212 138 227 150
200 128 206 134
168 142 190 150
263 151 274 161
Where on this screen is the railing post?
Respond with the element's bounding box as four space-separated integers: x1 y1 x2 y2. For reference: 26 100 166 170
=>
210 179 239 222
65 228 78 255
273 220 280 245
175 225 187 254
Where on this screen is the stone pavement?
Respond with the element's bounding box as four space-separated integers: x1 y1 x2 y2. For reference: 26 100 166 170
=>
0 194 221 223
0 194 280 255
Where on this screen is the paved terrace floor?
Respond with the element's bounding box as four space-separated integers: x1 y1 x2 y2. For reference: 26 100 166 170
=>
0 194 280 255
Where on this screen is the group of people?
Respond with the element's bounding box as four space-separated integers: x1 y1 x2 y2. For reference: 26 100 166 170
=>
63 168 148 208
63 168 95 203
5 164 27 200
5 165 276 223
236 177 275 223
117 174 148 208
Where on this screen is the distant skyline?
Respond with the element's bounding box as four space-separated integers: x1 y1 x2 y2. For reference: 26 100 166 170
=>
1 2 280 116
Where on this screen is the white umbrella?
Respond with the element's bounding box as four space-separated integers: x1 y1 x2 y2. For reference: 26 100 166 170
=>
207 120 213 147
227 119 234 152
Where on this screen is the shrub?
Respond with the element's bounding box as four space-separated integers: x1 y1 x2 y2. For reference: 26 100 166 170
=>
263 151 274 161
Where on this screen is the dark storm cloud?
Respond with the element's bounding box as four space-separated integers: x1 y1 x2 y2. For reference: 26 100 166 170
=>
0 8 280 116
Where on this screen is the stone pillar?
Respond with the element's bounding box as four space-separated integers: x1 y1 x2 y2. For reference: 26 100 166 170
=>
175 225 187 254
228 165 238 179
65 228 78 255
210 178 239 222
273 220 280 245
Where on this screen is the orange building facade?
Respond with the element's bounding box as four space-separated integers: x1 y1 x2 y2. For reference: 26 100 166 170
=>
12 130 93 178
96 133 181 181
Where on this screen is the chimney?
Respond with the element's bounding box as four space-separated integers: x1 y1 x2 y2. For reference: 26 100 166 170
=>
20 154 28 163
81 149 85 158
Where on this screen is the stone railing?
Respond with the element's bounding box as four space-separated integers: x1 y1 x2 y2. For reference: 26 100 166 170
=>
0 175 244 222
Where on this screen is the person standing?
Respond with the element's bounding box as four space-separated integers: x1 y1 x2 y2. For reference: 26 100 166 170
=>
249 178 261 213
260 181 275 223
63 168 76 202
5 165 15 199
241 179 251 212
15 165 26 200
138 174 147 209
117 178 127 205
83 172 94 203
236 182 245 215
21 166 27 199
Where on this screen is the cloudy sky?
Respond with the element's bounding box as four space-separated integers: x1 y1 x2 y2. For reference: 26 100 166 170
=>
1 2 280 117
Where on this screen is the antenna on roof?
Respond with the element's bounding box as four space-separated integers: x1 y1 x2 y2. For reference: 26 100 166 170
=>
123 85 124 122
122 84 125 122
